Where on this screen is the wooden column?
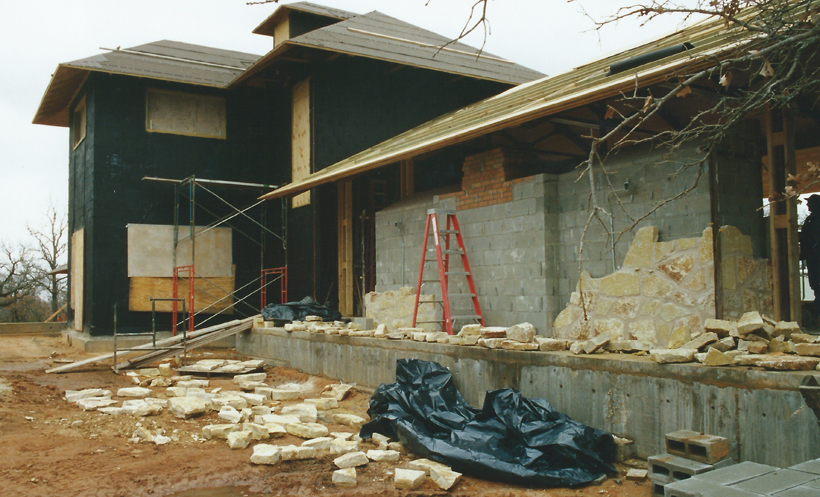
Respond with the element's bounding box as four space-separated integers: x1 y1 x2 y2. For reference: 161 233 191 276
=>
337 180 354 316
766 106 801 323
400 159 414 198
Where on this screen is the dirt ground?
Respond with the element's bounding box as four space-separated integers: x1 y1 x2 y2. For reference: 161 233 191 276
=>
0 334 651 496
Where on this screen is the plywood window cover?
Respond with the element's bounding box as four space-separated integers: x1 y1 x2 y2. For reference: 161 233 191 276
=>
292 78 311 207
72 96 87 150
145 88 227 140
126 224 233 278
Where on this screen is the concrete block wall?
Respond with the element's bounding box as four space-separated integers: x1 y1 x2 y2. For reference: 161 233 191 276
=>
555 143 713 310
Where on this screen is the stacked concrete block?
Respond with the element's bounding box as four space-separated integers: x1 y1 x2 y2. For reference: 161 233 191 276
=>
648 430 735 496
663 457 820 496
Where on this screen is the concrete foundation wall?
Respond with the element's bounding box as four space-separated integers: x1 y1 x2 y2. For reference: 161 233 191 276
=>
238 328 820 467
0 323 66 336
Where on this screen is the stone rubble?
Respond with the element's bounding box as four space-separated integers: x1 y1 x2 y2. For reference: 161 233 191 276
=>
332 467 357 487
394 468 426 490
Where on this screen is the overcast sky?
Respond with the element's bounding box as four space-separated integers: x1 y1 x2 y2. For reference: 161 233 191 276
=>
0 0 688 251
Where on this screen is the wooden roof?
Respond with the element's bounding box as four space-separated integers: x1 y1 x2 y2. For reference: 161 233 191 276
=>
233 10 545 88
260 12 755 200
253 1 355 36
33 41 260 127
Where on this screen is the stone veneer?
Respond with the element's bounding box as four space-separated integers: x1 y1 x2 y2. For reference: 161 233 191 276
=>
552 225 771 347
365 286 436 332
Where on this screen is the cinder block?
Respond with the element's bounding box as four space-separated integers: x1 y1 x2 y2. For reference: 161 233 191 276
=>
649 454 714 482
791 459 820 476
694 461 778 486
664 477 761 497
731 469 817 495
772 486 820 497
666 430 730 464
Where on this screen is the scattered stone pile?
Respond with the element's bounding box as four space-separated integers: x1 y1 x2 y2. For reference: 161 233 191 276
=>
62 359 463 490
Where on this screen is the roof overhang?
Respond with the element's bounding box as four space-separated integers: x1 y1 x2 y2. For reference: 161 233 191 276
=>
259 23 748 201
253 3 348 37
32 65 90 127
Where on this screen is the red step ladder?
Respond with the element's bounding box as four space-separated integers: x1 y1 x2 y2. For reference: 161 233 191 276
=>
412 209 484 335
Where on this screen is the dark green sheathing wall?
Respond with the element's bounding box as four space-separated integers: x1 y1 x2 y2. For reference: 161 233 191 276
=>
285 57 510 306
71 73 289 335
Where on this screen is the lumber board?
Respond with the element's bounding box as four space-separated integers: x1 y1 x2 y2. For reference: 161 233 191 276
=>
291 77 311 208
128 274 235 314
115 319 253 370
71 229 84 332
45 318 248 373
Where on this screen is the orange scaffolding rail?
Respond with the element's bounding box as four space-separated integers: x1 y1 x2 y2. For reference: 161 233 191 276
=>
261 267 288 309
172 265 195 335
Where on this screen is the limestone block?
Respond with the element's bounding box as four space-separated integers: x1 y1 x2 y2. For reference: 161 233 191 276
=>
506 322 535 343
251 406 272 417
284 323 306 332
227 430 252 449
720 226 754 256
657 255 694 282
660 303 687 323
480 327 508 338
349 330 374 337
666 326 691 349
202 424 240 440
98 407 124 416
212 394 247 410
629 320 657 344
796 343 820 357
758 356 820 370
144 398 168 408
305 315 322 322
681 332 718 351
304 397 338 410
702 348 735 366
286 422 329 439
534 337 569 351
149 378 172 388
65 389 111 402
176 379 209 389
334 451 369 469
250 444 281 465
387 332 406 340
427 332 449 342
430 467 462 490
333 467 357 487
332 432 355 440
117 387 152 398
612 299 640 320
281 404 318 423
394 468 426 490
366 287 435 332
269 389 301 401
704 319 736 338
774 321 800 338
650 348 696 364
387 442 406 453
737 311 764 335
478 338 505 349
456 324 481 336
218 406 242 424
735 354 767 366
322 383 353 401
600 273 640 297
122 399 162 416
792 333 818 344
623 226 658 268
279 445 317 461
370 433 390 446
708 337 736 352
448 336 465 345
301 436 333 451
333 413 367 428
746 342 768 354
239 393 266 406
329 440 360 455
238 381 266 392
258 414 301 426
768 336 794 354
263 423 286 438
699 227 714 262
408 458 451 475
168 397 210 419
461 335 479 346
412 332 432 342
583 334 610 354
76 397 117 411
553 306 581 328
606 340 651 352
242 422 270 440
366 449 400 462
158 363 172 377
501 340 539 351
569 341 585 355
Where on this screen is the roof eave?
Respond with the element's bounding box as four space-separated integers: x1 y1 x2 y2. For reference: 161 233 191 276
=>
32 64 89 127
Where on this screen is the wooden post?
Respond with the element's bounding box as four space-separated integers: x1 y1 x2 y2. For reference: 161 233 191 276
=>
400 159 414 198
766 105 801 323
337 180 354 316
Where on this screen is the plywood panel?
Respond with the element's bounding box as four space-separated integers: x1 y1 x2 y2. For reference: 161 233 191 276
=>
292 78 311 208
70 228 84 332
337 180 353 316
127 224 232 278
145 89 226 139
128 274 235 314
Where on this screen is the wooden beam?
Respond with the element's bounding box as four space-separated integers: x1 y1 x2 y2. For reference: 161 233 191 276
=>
400 160 414 198
44 303 67 323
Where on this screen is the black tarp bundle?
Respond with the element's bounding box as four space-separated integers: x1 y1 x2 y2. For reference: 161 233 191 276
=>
360 359 616 488
260 296 342 322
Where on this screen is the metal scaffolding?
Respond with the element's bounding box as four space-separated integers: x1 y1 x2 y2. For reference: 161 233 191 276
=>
143 175 288 330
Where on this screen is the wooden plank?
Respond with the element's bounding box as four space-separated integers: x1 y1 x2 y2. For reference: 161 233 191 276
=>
70 228 84 332
45 318 246 373
784 110 801 325
145 89 226 139
128 273 235 314
44 303 67 323
337 180 353 316
274 16 289 47
400 159 414 198
291 77 311 208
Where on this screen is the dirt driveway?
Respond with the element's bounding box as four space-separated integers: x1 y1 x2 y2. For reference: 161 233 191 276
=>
0 334 651 496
